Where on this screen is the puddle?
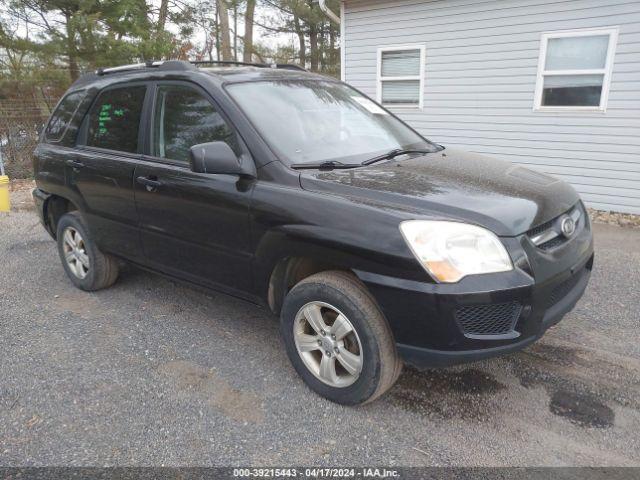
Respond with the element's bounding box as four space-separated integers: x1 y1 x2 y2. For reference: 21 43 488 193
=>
390 367 506 420
430 368 506 395
510 340 640 413
549 390 614 428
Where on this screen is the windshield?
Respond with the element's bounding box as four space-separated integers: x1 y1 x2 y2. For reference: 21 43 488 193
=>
226 80 437 165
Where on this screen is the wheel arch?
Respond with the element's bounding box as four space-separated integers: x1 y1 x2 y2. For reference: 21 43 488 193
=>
267 256 354 315
255 226 407 315
43 195 80 239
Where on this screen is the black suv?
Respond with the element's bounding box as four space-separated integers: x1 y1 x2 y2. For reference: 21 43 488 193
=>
33 60 593 405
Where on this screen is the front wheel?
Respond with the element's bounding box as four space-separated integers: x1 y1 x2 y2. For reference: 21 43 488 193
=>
280 271 402 405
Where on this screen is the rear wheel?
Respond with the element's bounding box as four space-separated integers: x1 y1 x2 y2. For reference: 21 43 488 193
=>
56 212 119 291
280 271 402 405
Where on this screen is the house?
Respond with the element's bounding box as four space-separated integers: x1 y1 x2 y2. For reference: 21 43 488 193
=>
338 0 640 214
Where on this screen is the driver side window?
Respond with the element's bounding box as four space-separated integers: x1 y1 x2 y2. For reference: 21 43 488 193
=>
152 84 239 163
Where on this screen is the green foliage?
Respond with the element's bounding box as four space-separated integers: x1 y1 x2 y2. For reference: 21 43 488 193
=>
0 0 342 90
1 0 186 81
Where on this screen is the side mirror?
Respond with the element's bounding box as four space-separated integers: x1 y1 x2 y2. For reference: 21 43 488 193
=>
189 141 255 177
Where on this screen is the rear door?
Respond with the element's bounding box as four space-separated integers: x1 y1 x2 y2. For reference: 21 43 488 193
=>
35 90 89 201
133 81 254 297
71 83 148 261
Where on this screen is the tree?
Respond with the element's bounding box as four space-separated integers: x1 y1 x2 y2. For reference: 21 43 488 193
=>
1 0 204 78
157 0 169 32
216 0 232 61
242 0 255 62
0 0 342 84
256 0 340 74
292 7 306 66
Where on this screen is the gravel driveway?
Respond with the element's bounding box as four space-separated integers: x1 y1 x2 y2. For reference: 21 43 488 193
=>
1 188 639 466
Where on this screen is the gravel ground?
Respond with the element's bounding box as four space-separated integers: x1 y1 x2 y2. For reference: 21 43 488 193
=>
588 209 640 229
1 188 639 467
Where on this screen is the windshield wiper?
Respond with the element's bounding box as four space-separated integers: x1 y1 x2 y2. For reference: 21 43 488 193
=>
290 160 359 170
361 148 433 166
290 148 435 170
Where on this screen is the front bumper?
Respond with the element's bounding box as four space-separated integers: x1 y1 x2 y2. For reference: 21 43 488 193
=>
393 258 590 367
355 207 594 368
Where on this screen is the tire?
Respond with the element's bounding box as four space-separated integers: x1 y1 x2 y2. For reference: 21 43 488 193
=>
56 211 119 291
280 270 402 405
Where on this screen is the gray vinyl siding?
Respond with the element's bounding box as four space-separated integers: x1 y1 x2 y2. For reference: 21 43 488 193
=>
343 0 640 214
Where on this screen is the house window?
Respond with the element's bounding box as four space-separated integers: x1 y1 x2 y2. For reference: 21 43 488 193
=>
377 45 425 108
534 28 618 111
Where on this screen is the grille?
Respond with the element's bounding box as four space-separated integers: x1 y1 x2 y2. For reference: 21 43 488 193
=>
455 301 522 336
547 270 583 308
527 219 555 239
539 236 566 251
526 204 583 252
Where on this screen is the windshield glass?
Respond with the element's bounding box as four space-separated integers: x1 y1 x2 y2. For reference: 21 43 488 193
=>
226 80 437 165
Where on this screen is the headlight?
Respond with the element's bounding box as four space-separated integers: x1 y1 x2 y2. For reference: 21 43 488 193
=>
399 220 513 283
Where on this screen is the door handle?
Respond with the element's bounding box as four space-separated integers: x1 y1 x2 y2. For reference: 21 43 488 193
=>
136 176 162 192
65 159 85 170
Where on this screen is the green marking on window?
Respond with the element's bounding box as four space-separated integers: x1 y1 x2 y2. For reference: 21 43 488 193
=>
95 102 127 137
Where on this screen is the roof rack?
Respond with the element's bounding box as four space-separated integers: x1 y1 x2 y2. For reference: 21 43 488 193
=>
95 60 194 76
95 60 306 76
191 60 306 71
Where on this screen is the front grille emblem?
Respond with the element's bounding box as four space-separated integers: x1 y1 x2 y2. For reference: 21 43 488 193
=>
529 206 581 248
560 216 576 238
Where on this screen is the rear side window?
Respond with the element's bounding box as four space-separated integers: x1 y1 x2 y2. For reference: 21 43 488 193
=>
151 84 240 163
86 86 146 153
44 91 85 143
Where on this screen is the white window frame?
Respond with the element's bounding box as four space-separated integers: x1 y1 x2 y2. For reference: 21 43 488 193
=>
534 27 619 112
377 44 426 109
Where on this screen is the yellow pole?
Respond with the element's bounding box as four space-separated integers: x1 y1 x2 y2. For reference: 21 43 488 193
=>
0 175 9 212
0 146 8 212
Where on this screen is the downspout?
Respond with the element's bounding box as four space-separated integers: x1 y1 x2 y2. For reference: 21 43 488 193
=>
317 0 341 25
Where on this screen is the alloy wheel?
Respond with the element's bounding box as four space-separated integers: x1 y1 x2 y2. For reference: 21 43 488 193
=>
293 301 363 388
62 227 90 279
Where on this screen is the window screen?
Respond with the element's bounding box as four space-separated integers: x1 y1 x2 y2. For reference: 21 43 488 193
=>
536 30 617 109
382 81 421 105
545 35 609 70
45 91 85 143
381 50 421 77
379 48 423 106
87 86 146 153
151 85 239 162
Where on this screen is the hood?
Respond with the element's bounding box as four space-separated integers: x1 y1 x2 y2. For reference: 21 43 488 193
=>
299 148 579 236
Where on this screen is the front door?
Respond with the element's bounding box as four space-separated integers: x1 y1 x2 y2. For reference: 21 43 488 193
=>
133 82 254 296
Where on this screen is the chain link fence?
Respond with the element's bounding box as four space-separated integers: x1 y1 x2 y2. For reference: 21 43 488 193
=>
0 99 54 179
